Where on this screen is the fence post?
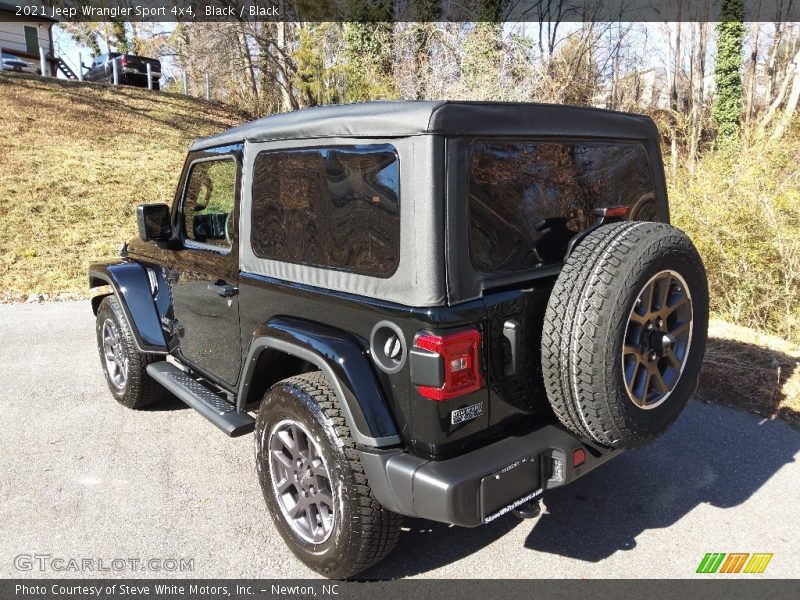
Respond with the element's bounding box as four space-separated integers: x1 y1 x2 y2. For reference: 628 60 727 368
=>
146 63 152 90
205 73 210 100
39 47 47 77
77 52 83 81
112 56 119 85
183 71 188 95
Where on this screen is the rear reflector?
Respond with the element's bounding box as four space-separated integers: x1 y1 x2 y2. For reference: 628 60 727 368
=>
414 329 482 401
573 448 587 467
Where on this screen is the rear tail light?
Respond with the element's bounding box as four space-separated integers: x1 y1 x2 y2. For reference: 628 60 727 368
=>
594 205 629 220
119 56 127 67
413 329 482 401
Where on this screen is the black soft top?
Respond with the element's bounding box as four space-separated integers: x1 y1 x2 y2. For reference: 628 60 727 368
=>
190 100 659 151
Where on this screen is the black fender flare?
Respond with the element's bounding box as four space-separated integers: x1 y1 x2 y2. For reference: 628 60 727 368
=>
88 260 168 354
238 317 401 448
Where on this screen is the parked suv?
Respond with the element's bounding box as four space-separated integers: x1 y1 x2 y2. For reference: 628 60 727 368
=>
83 52 161 89
89 101 708 578
2 52 37 74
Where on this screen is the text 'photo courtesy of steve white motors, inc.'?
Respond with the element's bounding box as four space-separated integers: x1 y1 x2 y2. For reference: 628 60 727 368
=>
13 583 345 598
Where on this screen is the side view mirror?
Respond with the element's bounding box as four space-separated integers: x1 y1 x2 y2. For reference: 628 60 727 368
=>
137 203 172 242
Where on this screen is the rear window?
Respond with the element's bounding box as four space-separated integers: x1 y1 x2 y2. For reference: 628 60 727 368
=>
468 140 655 273
250 145 400 277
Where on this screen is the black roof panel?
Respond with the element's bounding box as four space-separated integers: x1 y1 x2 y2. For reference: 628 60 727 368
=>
190 100 659 151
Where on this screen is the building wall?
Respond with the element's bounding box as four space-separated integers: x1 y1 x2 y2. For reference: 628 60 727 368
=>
0 14 54 73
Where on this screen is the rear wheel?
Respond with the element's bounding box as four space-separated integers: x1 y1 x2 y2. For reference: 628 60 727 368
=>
541 222 708 448
95 296 165 409
255 372 401 578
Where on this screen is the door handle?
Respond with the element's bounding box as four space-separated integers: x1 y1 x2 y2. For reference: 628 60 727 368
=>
208 280 238 298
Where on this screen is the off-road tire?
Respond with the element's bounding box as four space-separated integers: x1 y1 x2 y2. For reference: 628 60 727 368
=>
255 372 402 579
541 222 708 449
95 295 165 409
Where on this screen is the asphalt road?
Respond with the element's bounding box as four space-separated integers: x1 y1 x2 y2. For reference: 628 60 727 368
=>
1 301 798 579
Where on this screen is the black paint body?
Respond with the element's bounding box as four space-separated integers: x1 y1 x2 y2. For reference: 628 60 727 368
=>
90 110 669 461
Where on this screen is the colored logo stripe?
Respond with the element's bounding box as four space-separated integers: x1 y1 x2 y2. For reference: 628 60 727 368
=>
720 553 749 573
697 553 726 573
744 553 773 574
696 553 773 574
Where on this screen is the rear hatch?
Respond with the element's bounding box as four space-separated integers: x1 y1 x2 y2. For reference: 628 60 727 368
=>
465 138 666 433
123 55 161 76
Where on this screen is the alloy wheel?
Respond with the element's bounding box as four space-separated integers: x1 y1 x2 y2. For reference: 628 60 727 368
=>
622 270 693 409
102 318 128 390
268 419 335 544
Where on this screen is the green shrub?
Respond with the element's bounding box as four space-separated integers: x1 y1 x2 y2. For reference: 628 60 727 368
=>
669 125 800 343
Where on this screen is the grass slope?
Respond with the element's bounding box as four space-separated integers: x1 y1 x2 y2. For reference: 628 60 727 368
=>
0 72 244 298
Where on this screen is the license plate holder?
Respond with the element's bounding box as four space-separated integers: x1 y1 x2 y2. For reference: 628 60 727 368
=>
480 456 542 523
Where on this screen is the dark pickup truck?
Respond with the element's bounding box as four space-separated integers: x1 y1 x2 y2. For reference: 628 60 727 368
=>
83 52 161 89
89 101 708 578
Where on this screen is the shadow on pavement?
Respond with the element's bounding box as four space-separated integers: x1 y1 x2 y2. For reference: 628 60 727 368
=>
523 401 798 561
361 400 798 577
144 393 191 411
360 513 522 579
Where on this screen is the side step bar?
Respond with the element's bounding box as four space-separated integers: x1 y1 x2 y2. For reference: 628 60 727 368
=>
146 362 255 437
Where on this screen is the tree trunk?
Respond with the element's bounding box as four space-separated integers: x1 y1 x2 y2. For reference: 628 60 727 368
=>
761 48 798 129
669 12 682 176
237 27 259 101
766 22 784 103
745 19 761 124
771 48 800 140
276 15 292 111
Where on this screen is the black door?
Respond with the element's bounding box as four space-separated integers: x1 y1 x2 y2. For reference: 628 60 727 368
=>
170 154 242 387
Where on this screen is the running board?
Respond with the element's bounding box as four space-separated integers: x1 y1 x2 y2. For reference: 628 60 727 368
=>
146 362 255 437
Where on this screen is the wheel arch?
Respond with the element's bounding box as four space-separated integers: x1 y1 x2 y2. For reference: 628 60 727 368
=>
89 260 168 354
239 317 401 448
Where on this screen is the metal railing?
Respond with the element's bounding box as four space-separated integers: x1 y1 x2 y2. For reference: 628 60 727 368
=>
2 47 212 101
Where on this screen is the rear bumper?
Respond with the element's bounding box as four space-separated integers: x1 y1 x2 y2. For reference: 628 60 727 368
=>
122 67 160 78
358 424 620 527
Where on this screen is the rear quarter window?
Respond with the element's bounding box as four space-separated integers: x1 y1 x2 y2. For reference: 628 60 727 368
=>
250 145 400 277
468 140 655 273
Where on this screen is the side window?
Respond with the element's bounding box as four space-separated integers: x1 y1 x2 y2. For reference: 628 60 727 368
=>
182 159 236 250
250 145 400 277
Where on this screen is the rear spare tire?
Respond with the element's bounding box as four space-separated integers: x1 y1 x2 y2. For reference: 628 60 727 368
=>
541 222 708 449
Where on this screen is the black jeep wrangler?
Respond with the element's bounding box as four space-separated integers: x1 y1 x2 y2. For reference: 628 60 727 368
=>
89 101 708 578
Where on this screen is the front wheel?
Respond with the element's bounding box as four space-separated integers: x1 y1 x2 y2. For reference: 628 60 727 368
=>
255 372 401 579
95 296 165 409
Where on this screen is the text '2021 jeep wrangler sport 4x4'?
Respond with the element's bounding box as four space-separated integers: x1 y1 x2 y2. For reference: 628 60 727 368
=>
89 101 708 578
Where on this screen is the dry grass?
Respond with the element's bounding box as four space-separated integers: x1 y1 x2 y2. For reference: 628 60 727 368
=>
700 319 800 428
0 72 245 298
